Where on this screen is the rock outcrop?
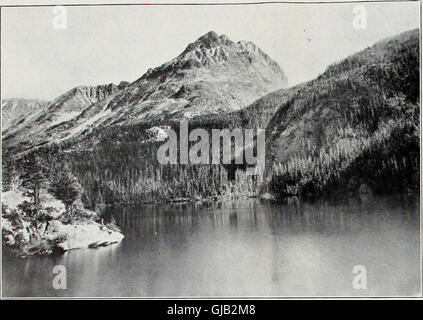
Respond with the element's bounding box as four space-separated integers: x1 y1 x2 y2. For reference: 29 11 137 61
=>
2 190 124 257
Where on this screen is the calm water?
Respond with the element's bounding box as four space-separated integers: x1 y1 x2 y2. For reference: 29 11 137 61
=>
2 195 420 297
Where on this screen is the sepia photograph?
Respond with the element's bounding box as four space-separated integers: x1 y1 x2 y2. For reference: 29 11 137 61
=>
0 0 421 300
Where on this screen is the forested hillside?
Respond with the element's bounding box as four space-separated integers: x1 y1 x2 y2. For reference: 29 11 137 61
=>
266 29 419 199
64 87 300 207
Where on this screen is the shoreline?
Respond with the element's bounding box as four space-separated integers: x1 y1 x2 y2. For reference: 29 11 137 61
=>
2 190 124 258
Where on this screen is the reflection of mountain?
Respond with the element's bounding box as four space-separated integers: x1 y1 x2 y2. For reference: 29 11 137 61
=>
105 195 419 236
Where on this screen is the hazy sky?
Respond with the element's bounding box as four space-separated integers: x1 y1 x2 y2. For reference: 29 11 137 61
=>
1 2 419 100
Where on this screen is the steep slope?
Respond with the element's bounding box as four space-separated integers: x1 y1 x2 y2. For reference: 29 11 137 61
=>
3 82 129 153
189 84 304 131
1 98 47 131
104 31 287 123
265 29 419 199
2 31 287 155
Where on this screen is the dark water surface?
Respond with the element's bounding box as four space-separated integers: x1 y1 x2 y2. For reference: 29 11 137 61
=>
2 195 420 297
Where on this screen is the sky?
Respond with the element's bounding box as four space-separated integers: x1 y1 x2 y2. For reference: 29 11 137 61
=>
1 2 420 100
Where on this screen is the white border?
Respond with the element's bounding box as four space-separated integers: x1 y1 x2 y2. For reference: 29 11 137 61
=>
0 0 421 300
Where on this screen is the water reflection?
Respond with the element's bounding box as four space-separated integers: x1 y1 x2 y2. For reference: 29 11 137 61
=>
2 195 420 297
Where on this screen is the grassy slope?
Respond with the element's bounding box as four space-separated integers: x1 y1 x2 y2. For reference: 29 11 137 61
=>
265 29 419 199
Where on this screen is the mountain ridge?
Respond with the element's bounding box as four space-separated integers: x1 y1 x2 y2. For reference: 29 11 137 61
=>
2 31 287 154
265 28 419 198
1 98 47 131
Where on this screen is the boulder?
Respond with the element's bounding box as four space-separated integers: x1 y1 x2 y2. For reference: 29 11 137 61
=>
55 222 124 252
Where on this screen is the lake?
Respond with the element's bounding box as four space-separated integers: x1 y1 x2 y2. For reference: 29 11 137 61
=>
2 194 420 297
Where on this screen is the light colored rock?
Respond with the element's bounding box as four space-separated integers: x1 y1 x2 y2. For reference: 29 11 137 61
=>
54 221 124 252
4 234 15 245
48 220 64 232
1 216 13 232
41 197 65 217
2 189 65 213
2 192 123 255
2 190 30 209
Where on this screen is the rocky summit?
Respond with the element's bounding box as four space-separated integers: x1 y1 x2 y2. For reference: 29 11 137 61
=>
105 31 287 120
2 31 287 153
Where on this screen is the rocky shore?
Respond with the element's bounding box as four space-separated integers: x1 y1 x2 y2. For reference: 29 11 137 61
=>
2 190 124 257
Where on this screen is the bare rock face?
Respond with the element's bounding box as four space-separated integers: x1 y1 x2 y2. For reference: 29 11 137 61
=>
1 98 47 131
2 83 128 150
3 31 287 153
105 31 287 121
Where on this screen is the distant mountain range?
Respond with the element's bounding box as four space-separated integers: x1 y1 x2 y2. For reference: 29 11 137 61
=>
2 31 287 154
2 98 47 131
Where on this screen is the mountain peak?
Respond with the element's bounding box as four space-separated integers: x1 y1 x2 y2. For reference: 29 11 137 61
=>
197 31 230 43
183 31 234 53
201 30 219 39
115 31 288 118
3 31 289 149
